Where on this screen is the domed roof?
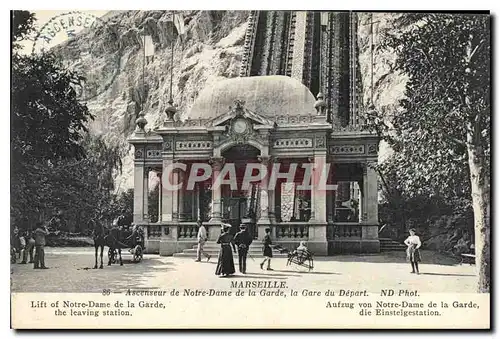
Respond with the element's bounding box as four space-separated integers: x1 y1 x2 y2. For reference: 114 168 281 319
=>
189 75 317 120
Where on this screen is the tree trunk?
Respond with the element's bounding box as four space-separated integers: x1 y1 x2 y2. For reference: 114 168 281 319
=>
466 129 490 293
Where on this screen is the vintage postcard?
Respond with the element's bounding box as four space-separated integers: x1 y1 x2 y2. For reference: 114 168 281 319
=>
10 9 491 329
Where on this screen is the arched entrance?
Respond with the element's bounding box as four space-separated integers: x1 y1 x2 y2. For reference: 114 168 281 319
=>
221 144 261 238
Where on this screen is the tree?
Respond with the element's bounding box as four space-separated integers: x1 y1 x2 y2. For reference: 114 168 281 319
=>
371 13 490 292
11 10 35 51
11 11 124 233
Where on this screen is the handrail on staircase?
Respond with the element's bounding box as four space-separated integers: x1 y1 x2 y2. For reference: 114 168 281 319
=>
378 224 387 234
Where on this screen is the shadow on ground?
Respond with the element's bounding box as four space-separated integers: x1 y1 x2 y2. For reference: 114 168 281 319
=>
11 256 169 293
419 272 475 277
318 250 461 266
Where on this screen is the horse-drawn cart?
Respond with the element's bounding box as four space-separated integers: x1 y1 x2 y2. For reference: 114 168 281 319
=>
108 226 145 264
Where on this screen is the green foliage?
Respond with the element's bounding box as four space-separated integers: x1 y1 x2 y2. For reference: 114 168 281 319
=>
368 13 490 198
11 10 35 49
12 52 92 162
11 12 124 233
378 162 474 247
111 189 134 225
370 14 490 264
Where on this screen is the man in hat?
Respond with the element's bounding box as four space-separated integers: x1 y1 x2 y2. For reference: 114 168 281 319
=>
233 223 253 274
33 222 49 269
195 220 211 262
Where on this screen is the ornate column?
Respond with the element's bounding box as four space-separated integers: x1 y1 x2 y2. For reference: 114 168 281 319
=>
310 152 327 223
268 157 277 223
326 161 335 225
306 150 329 255
157 171 162 222
207 157 224 241
193 183 199 221
365 161 378 223
133 164 146 223
196 182 203 221
209 156 224 223
172 163 180 222
257 155 271 231
361 161 379 252
143 168 149 220
177 169 185 221
159 158 178 257
308 156 316 221
161 158 175 222
358 177 365 223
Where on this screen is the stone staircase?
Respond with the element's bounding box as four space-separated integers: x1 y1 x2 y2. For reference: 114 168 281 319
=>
172 242 289 258
379 237 407 252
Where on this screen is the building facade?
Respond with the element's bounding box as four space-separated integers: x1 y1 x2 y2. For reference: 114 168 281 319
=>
128 11 379 256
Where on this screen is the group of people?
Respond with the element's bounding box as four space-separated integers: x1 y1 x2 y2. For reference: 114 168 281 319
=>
11 222 50 269
214 223 275 277
196 220 311 277
196 220 425 276
196 220 263 276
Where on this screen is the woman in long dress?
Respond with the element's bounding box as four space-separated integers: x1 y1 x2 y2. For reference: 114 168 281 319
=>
404 228 422 274
215 223 237 277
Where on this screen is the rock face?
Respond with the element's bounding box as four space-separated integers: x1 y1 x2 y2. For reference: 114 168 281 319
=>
356 12 408 162
53 11 406 192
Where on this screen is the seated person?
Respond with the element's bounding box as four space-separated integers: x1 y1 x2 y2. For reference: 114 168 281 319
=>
291 241 309 263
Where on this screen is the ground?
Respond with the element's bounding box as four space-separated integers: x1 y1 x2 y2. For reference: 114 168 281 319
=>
10 247 476 293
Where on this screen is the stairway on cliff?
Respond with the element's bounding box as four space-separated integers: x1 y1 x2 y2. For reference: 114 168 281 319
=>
173 242 288 258
379 238 407 252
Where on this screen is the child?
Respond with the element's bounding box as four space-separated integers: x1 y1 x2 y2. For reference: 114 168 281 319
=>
292 241 309 264
260 228 273 271
404 228 422 274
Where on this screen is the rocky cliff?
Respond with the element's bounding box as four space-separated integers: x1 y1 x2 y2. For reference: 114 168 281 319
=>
53 11 406 192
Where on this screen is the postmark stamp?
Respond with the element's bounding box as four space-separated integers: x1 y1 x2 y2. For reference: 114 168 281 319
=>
31 11 122 101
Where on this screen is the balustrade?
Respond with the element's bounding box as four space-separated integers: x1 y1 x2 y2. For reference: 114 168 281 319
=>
332 224 362 239
275 223 309 239
177 224 200 239
148 225 162 238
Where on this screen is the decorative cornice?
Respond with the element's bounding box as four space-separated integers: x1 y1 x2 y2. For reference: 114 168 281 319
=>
274 138 312 149
330 145 365 155
239 11 259 77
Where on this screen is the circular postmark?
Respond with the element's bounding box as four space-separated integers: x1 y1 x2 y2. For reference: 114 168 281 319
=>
32 11 122 101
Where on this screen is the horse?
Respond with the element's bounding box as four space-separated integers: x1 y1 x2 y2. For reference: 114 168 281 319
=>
104 215 130 266
105 226 124 266
91 219 106 269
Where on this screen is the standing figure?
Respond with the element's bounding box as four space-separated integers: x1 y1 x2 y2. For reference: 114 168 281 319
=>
196 220 211 262
215 223 237 277
234 224 253 274
11 227 20 263
260 227 273 271
18 231 26 264
33 222 49 269
23 230 35 264
404 228 422 274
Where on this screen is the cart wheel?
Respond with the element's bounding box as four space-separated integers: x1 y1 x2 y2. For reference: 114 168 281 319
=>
133 245 143 262
108 249 117 264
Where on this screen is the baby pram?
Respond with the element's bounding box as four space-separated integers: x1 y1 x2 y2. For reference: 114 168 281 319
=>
273 244 314 271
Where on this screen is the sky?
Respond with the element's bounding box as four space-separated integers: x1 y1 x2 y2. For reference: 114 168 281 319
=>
20 10 109 54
